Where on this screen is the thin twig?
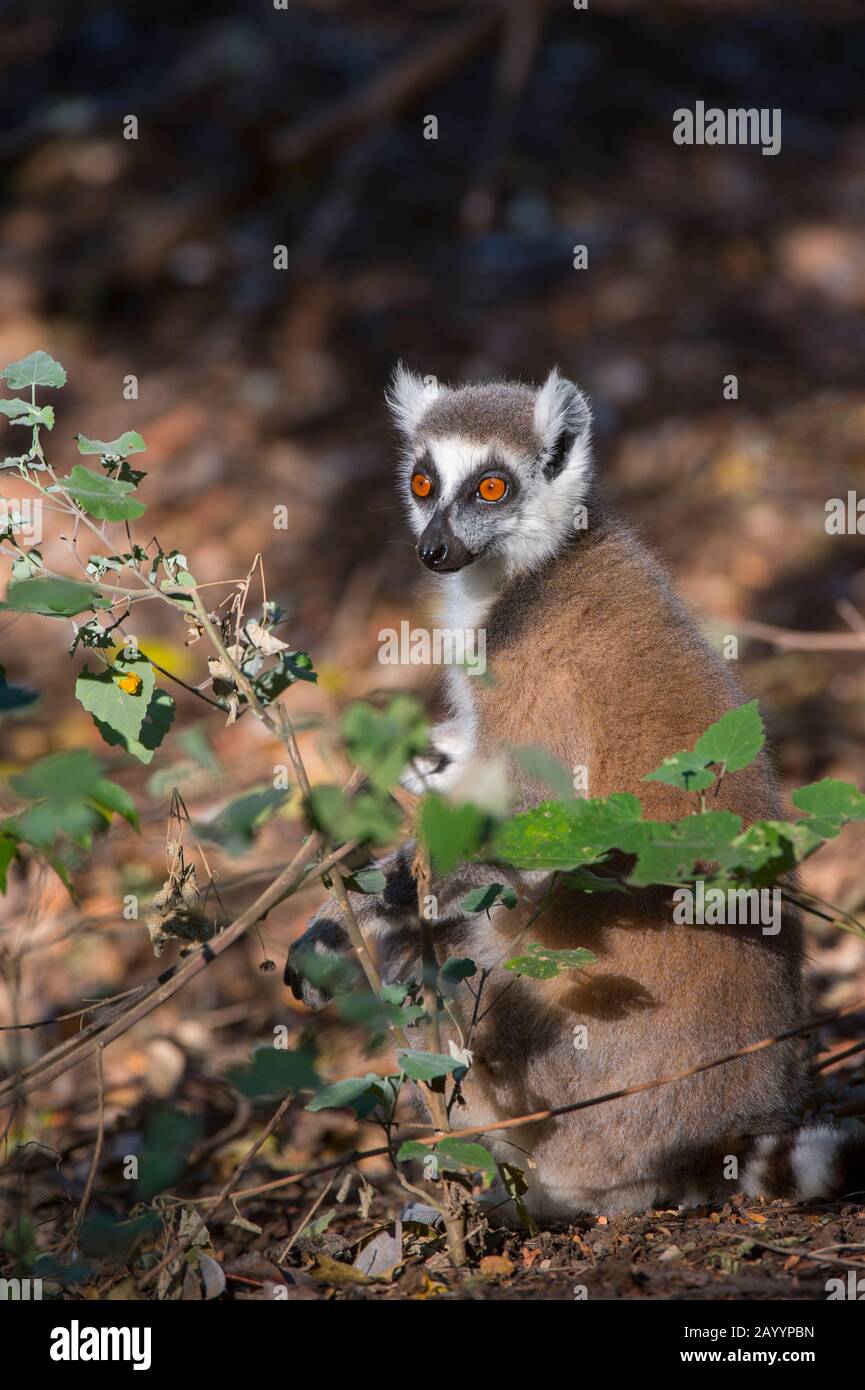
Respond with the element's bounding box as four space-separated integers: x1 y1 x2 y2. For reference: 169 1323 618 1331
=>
208 997 865 1210
726 617 865 652
813 1038 865 1073
0 777 364 1107
139 1091 297 1291
407 997 865 1147
0 982 151 1033
63 1046 106 1252
278 1167 341 1262
329 868 407 1047
721 1232 865 1272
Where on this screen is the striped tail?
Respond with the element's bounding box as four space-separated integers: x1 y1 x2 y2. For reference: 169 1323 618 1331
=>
741 1122 865 1202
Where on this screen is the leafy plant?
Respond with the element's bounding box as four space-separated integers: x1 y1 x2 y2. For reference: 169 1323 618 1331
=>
2 352 864 1284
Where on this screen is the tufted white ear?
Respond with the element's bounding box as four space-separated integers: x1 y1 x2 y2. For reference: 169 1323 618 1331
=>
386 363 441 437
533 368 592 459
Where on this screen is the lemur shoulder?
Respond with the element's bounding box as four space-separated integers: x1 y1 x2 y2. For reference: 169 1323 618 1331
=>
288 366 865 1221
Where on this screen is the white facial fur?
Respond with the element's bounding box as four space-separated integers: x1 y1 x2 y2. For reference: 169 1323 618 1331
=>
387 365 594 794
388 364 593 590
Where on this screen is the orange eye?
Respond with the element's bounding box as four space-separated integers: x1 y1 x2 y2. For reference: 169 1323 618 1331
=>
478 476 507 502
411 472 432 498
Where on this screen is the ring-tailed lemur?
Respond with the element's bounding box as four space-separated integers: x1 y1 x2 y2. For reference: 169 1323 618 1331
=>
287 366 865 1221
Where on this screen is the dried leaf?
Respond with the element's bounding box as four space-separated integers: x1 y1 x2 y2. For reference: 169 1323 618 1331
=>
409 1272 448 1299
353 1225 403 1280
309 1252 373 1286
199 1253 226 1300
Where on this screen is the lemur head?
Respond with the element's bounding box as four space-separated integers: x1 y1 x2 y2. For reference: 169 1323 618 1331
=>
387 365 592 577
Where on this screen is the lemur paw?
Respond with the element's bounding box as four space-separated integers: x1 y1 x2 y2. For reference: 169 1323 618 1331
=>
284 912 351 1010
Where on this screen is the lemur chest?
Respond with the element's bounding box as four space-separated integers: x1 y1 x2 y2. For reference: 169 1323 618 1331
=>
456 650 592 779
434 568 593 790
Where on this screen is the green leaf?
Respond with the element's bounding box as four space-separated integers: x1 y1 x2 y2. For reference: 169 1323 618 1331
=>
194 786 287 856
77 667 175 767
4 751 137 862
50 464 147 522
136 1108 201 1204
499 1160 529 1199
561 866 628 894
252 652 318 703
396 1140 430 1162
0 399 53 427
7 404 54 429
124 688 176 764
32 1253 96 1285
0 834 18 891
461 882 517 914
0 398 35 419
306 1074 397 1118
644 703 765 789
0 350 67 390
76 431 146 456
343 866 387 894
624 810 743 887
227 1046 319 1101
396 1138 497 1188
643 749 716 793
492 793 643 872
91 778 139 831
715 820 804 883
435 1138 497 1187
75 659 156 749
504 944 596 980
335 982 425 1037
420 795 487 875
11 549 43 580
159 570 196 602
791 778 865 838
440 956 477 984
305 1075 380 1113
342 696 428 793
0 577 107 617
10 748 103 800
308 784 402 847
5 800 104 851
299 1210 338 1243
397 1049 462 1082
499 1161 537 1234
693 700 764 774
79 1212 159 1262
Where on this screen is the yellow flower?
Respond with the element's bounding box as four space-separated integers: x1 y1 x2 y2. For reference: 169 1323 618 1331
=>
114 672 142 695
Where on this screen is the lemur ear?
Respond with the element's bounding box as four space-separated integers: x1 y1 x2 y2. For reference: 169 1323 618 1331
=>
533 369 592 478
386 363 441 437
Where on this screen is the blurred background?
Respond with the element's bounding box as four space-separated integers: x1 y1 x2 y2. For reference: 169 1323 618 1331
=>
2 0 865 1295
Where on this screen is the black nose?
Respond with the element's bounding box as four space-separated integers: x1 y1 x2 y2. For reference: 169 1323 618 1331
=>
417 538 449 570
